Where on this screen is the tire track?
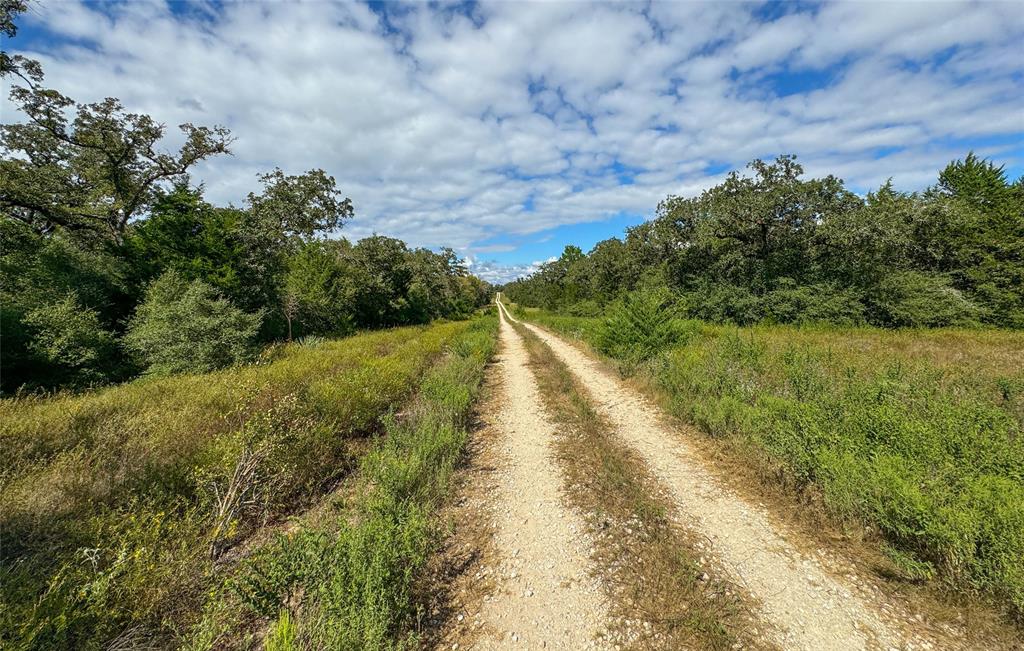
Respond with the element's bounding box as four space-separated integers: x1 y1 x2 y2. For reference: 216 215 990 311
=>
461 304 611 649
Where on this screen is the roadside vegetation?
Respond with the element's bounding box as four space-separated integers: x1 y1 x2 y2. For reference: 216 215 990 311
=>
0 315 498 649
187 314 498 649
498 144 1024 623
512 318 776 650
504 154 1023 330
0 4 491 396
509 299 1024 622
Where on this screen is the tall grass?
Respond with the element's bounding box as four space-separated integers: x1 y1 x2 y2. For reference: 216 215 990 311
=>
186 314 498 649
516 303 1024 620
0 319 491 649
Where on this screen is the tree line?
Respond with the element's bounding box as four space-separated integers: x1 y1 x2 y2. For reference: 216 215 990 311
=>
0 3 491 394
502 154 1024 330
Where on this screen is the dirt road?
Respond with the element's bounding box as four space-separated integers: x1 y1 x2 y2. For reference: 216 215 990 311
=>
495 298 921 651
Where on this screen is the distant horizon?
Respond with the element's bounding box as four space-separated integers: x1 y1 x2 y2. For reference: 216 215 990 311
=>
7 0 1023 282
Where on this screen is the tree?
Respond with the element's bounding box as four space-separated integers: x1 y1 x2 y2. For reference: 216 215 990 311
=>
0 73 232 242
22 293 122 389
938 152 1017 215
245 168 353 244
350 235 413 327
125 185 262 309
586 238 630 303
0 1 36 82
1 218 134 391
282 239 356 337
505 154 1022 330
870 271 981 328
125 270 264 376
669 156 860 290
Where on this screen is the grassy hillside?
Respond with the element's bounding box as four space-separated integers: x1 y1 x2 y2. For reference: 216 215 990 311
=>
513 304 1024 619
0 314 497 649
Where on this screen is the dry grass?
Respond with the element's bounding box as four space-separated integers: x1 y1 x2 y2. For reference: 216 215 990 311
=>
513 320 779 651
0 321 476 649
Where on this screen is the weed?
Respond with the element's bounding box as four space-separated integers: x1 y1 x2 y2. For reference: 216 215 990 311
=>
0 319 493 649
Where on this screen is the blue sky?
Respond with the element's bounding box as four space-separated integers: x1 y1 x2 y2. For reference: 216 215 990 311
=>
5 1 1023 282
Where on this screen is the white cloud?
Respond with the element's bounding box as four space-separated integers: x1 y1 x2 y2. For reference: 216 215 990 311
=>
3 0 1022 284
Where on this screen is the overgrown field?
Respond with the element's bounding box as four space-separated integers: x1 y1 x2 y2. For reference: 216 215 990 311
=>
0 314 497 649
512 302 1024 620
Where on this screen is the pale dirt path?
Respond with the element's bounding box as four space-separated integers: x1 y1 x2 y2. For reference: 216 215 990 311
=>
496 299 921 651
466 304 611 650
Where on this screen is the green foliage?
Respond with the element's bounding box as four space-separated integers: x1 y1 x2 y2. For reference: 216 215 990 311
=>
0 319 490 649
246 167 354 242
283 240 356 338
596 288 691 366
186 316 498 649
266 610 298 651
125 186 262 308
685 282 763 326
870 271 981 328
1 220 134 392
760 280 866 325
938 152 1018 215
0 27 492 394
125 270 264 376
22 294 121 388
0 58 230 241
503 153 1023 331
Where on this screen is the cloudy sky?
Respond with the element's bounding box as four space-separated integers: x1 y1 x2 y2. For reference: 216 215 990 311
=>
5 1 1023 282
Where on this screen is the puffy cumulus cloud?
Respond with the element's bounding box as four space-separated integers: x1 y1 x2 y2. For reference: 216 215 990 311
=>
462 255 553 285
5 0 1023 283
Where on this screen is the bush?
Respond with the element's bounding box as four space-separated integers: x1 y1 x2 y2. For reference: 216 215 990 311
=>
761 280 867 326
685 283 763 325
870 271 981 328
596 288 692 366
566 300 602 317
125 270 264 376
23 293 122 389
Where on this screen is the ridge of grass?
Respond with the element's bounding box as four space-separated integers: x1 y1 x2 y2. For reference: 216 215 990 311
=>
185 313 499 649
510 318 778 651
0 318 495 650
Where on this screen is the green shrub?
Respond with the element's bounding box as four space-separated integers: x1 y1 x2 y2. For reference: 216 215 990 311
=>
125 270 264 376
566 299 602 317
22 293 122 389
596 288 692 367
870 271 982 327
685 283 763 325
761 280 866 325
